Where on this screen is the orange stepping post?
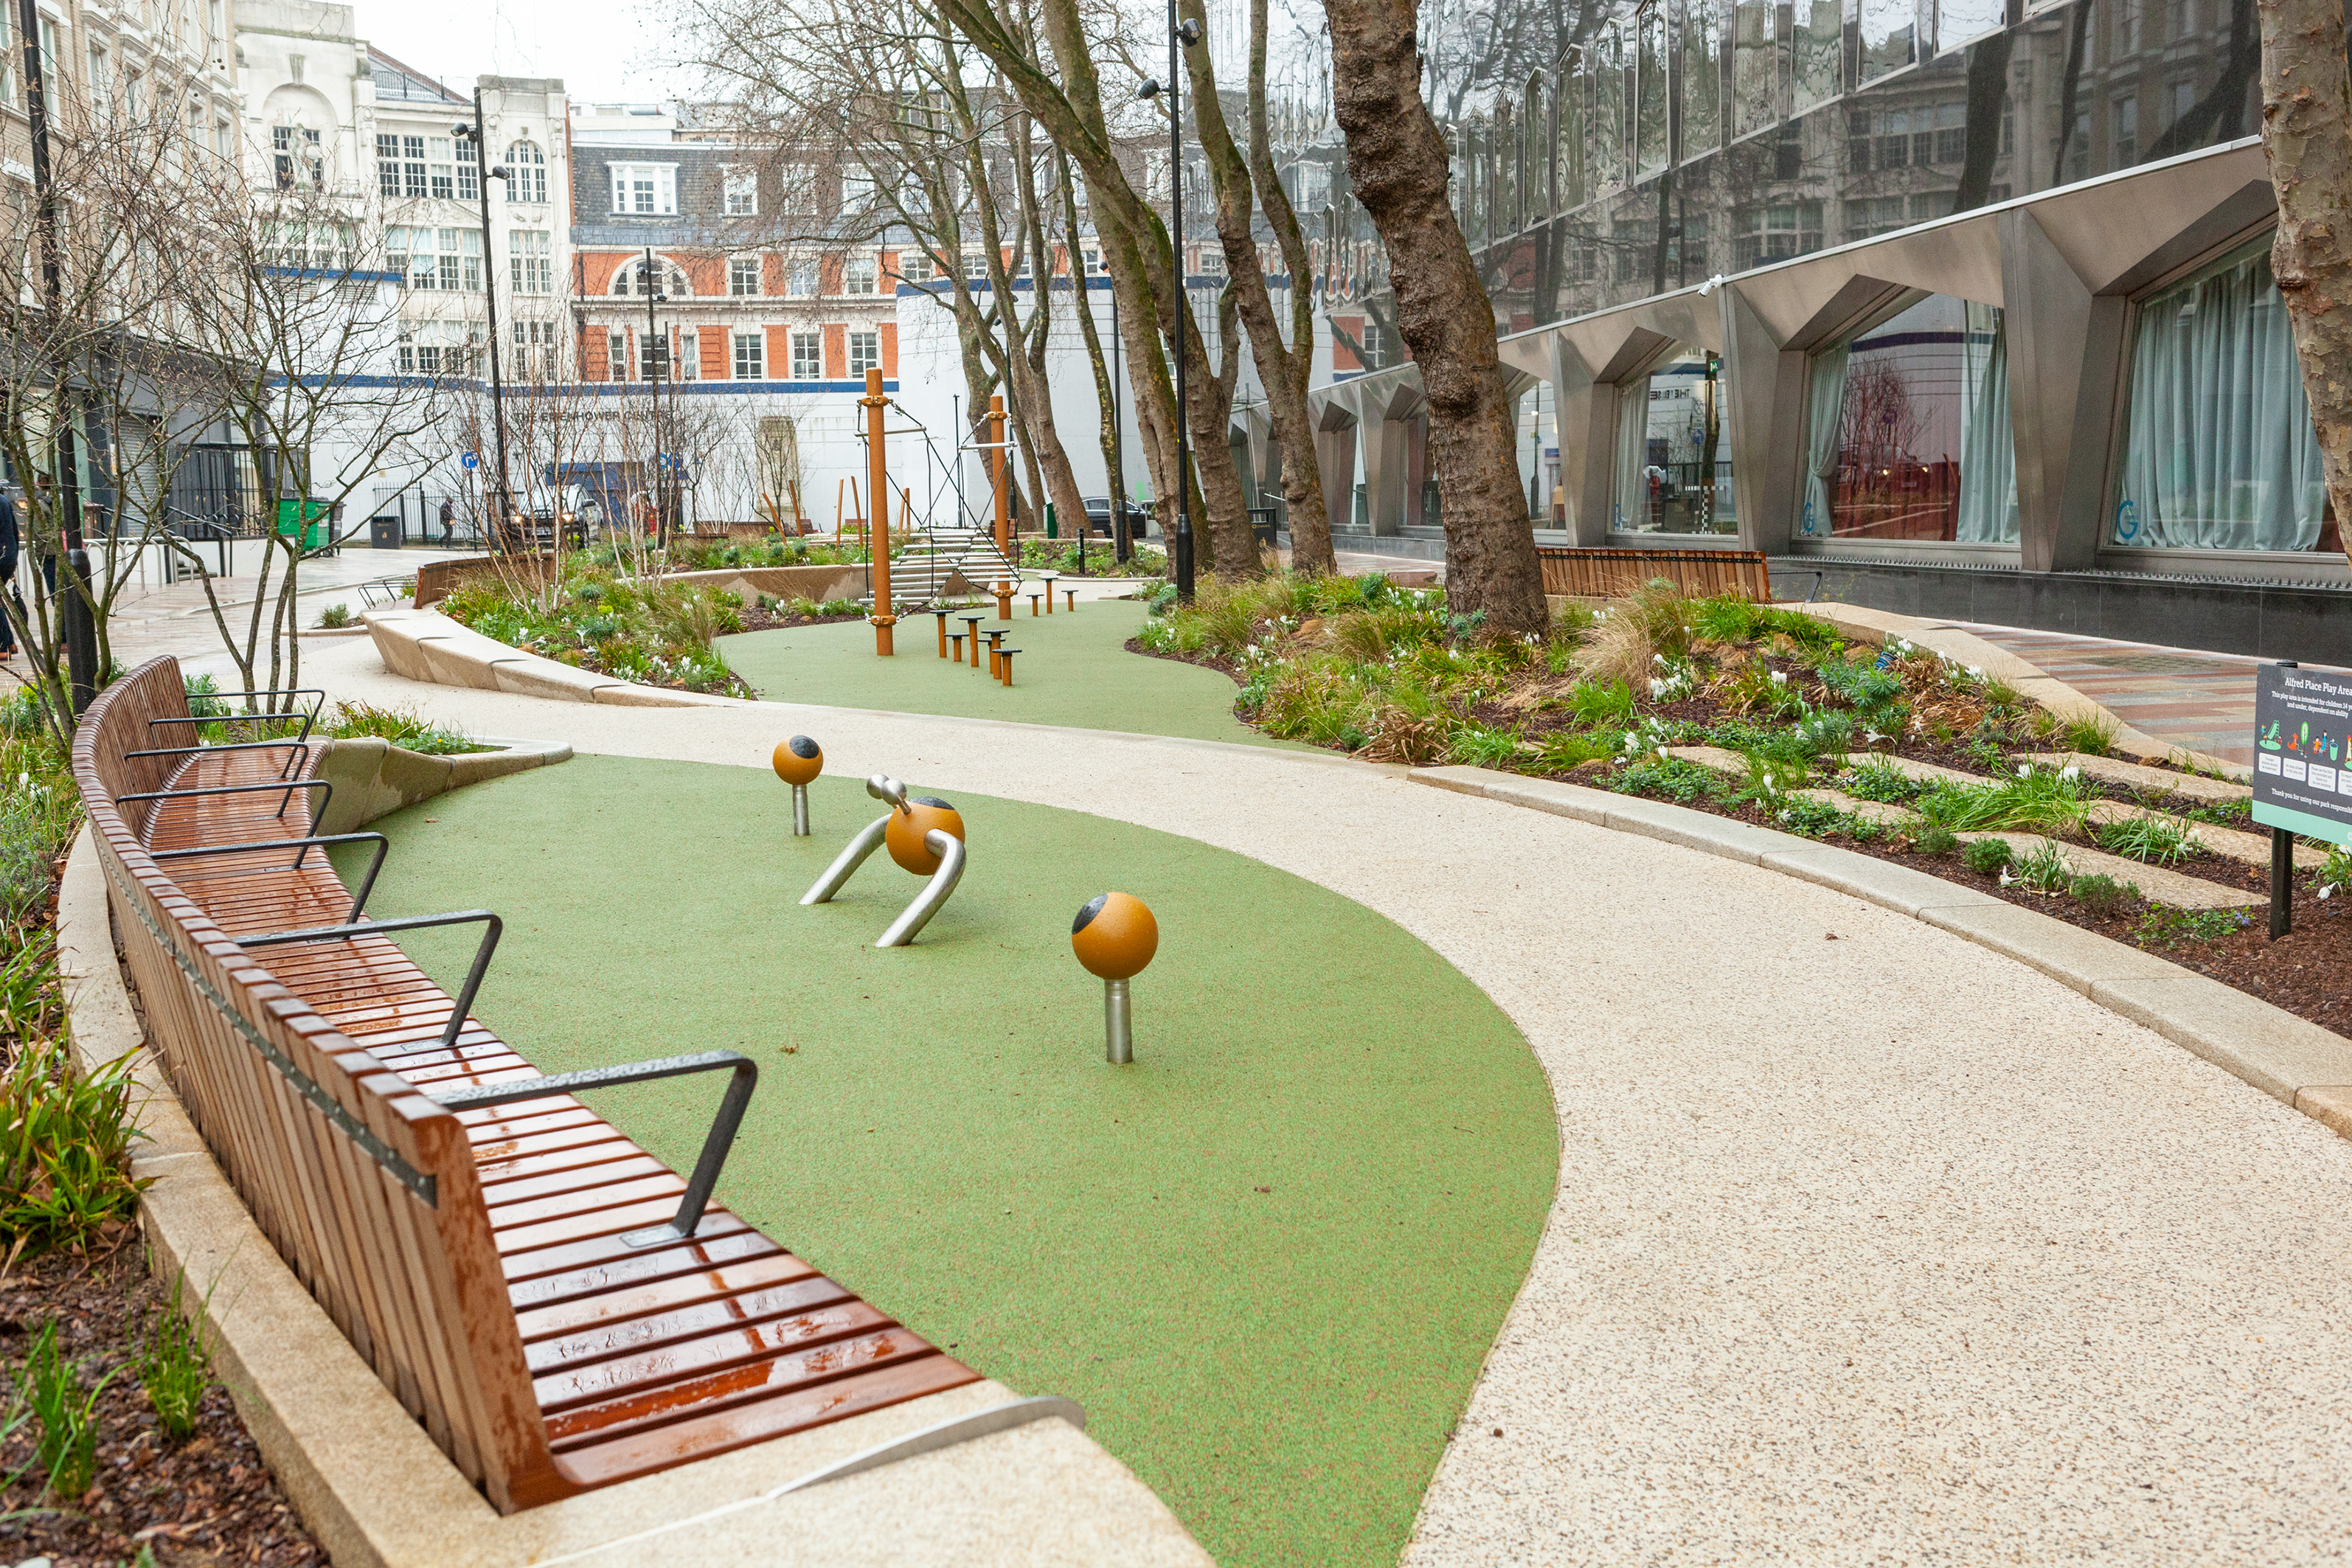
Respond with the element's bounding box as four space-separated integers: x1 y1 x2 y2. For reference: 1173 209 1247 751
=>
959 616 984 666
932 609 950 657
998 647 1019 686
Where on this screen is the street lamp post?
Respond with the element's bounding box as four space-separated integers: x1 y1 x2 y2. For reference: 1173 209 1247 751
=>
641 246 673 540
454 98 516 544
1137 11 1201 600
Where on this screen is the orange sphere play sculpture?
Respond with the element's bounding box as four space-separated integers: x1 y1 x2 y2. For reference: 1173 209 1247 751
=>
799 774 968 947
885 797 965 875
1073 892 1158 1063
772 735 822 835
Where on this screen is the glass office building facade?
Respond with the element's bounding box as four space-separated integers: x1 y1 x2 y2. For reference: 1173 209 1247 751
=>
1300 0 2347 651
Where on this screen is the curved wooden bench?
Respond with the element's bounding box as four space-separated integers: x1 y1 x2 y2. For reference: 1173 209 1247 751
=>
76 657 977 1512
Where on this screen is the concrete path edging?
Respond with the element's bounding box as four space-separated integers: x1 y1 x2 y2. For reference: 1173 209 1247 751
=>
54 826 1213 1568
1412 764 2352 1136
313 735 573 835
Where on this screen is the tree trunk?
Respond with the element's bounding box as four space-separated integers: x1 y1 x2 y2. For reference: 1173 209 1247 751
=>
1188 280 1258 579
1247 0 1335 574
1059 150 1128 554
1011 112 1092 548
2258 0 2352 565
1323 0 1548 632
1953 30 2015 212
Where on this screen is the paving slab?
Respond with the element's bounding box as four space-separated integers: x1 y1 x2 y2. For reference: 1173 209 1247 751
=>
2016 749 2253 801
1786 785 1920 828
1958 831 2262 907
1918 900 2202 995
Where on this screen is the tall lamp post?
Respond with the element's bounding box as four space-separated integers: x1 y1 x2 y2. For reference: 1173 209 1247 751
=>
1137 11 1201 600
454 99 515 544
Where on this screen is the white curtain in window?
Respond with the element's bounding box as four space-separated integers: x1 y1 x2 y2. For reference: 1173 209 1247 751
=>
2117 243 2326 550
1955 303 2018 542
1802 343 1848 535
1612 379 1650 527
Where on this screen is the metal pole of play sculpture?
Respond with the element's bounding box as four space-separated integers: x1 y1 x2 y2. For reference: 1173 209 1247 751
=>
772 735 822 836
1072 893 1158 1064
801 775 968 947
990 394 1011 561
864 369 895 656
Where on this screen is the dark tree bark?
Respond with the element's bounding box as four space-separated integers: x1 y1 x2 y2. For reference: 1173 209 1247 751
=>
2258 0 2352 563
1324 0 1548 632
2152 0 2263 160
2049 0 2093 187
1953 30 2014 212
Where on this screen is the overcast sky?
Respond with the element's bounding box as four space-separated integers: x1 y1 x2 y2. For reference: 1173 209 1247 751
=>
350 0 686 104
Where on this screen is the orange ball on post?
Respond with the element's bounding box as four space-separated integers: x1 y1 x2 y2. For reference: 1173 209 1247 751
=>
884 796 965 875
1072 892 1158 980
771 735 823 786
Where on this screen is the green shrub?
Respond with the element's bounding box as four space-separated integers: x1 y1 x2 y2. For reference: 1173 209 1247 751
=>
1565 677 1635 727
1791 709 1856 757
2062 710 2121 757
141 1270 214 1443
0 1032 146 1258
1611 757 1727 804
2134 906 2251 948
1914 821 1959 855
323 701 488 757
2316 843 2352 900
2011 839 2075 892
1446 724 1525 771
1839 755 1924 804
2095 814 2203 864
1918 766 2092 836
2068 873 2139 915
1963 838 2013 875
1766 796 1848 837
314 603 353 629
24 1319 111 1498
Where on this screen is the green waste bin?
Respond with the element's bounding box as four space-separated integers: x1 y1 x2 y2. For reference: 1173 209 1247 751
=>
1044 502 1058 540
275 496 330 551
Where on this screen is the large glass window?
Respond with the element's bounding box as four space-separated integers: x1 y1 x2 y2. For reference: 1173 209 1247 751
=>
1592 28 1626 198
1801 294 2017 542
1732 0 1777 138
2112 239 2330 552
1860 0 1919 81
1499 103 1520 232
1636 6 1670 180
1557 56 1586 209
1682 0 1724 156
1792 0 1842 114
1524 77 1545 215
1612 347 1736 533
1934 0 2005 52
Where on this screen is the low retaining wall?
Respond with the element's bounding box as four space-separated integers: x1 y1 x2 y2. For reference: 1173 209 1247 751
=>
414 558 917 611
313 735 572 834
362 607 748 709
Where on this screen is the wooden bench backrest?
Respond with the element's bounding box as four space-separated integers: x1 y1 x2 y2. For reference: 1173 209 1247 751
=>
74 659 566 1513
1536 547 1772 602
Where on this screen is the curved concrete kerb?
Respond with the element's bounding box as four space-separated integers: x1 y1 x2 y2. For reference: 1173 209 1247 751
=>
313 735 573 835
361 607 751 710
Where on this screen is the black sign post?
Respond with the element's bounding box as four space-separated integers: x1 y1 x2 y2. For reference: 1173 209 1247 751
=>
2250 660 2352 937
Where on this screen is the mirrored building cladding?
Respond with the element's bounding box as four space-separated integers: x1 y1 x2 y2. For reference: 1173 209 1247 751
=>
1291 0 2352 659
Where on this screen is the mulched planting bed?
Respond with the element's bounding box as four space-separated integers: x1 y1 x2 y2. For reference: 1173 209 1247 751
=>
734 603 867 634
1129 580 2348 1038
0 1246 323 1567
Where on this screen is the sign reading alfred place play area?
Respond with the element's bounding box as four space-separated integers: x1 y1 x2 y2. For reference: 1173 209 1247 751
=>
2253 664 2352 845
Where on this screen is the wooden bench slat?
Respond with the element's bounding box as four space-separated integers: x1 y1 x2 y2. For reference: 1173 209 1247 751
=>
513 1252 821 1343
502 1218 771 1299
528 1277 865 1388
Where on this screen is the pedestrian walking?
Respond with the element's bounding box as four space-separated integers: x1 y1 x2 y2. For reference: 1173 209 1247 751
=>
0 488 20 660
438 496 456 547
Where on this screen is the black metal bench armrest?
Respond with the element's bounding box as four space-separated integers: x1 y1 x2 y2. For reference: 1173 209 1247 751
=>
153 832 389 923
119 777 334 836
149 687 327 743
426 1051 758 1244
237 909 499 1055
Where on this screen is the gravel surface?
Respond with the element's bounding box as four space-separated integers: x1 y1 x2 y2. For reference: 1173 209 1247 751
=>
291 634 2352 1563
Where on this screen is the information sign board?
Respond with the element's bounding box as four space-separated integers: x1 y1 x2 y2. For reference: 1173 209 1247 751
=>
2252 662 2352 847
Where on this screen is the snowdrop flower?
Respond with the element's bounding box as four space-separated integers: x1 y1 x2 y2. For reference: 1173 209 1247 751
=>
1769 670 1787 685
1998 868 2016 887
2061 765 2080 782
2321 883 2336 901
2017 764 2032 779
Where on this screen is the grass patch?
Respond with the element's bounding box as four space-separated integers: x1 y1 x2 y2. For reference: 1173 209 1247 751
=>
2095 814 2204 864
2135 906 2252 948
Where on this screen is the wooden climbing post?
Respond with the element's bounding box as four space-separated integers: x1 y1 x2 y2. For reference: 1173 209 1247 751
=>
864 369 894 656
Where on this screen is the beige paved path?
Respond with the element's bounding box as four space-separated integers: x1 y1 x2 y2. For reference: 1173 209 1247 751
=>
291 634 2352 1561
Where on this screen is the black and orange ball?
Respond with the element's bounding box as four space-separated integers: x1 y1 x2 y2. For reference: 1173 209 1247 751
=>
1072 892 1157 980
884 796 965 875
772 735 823 787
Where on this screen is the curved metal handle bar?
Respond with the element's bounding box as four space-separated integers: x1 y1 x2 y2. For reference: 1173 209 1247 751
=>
865 774 909 811
876 829 965 948
801 814 890 905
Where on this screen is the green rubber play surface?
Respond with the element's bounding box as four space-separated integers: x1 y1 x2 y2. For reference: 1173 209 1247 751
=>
353 755 1555 1567
718 597 1303 748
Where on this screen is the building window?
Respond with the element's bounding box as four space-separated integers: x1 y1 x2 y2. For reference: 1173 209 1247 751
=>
608 330 628 381
847 330 879 375
787 259 818 296
505 139 547 204
898 250 936 283
678 330 698 381
728 256 760 296
512 319 558 378
2112 237 2328 552
610 163 677 215
2113 94 2138 167
1610 347 1734 535
87 44 108 115
844 256 878 295
1590 29 1625 199
790 331 820 379
428 136 457 200
378 134 426 198
1634 8 1669 181
722 165 757 216
1733 199 1822 268
734 331 764 379
509 229 552 294
841 169 875 212
639 332 669 381
273 125 322 190
610 256 688 297
0 8 13 108
1800 295 2015 544
1732 0 1776 138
